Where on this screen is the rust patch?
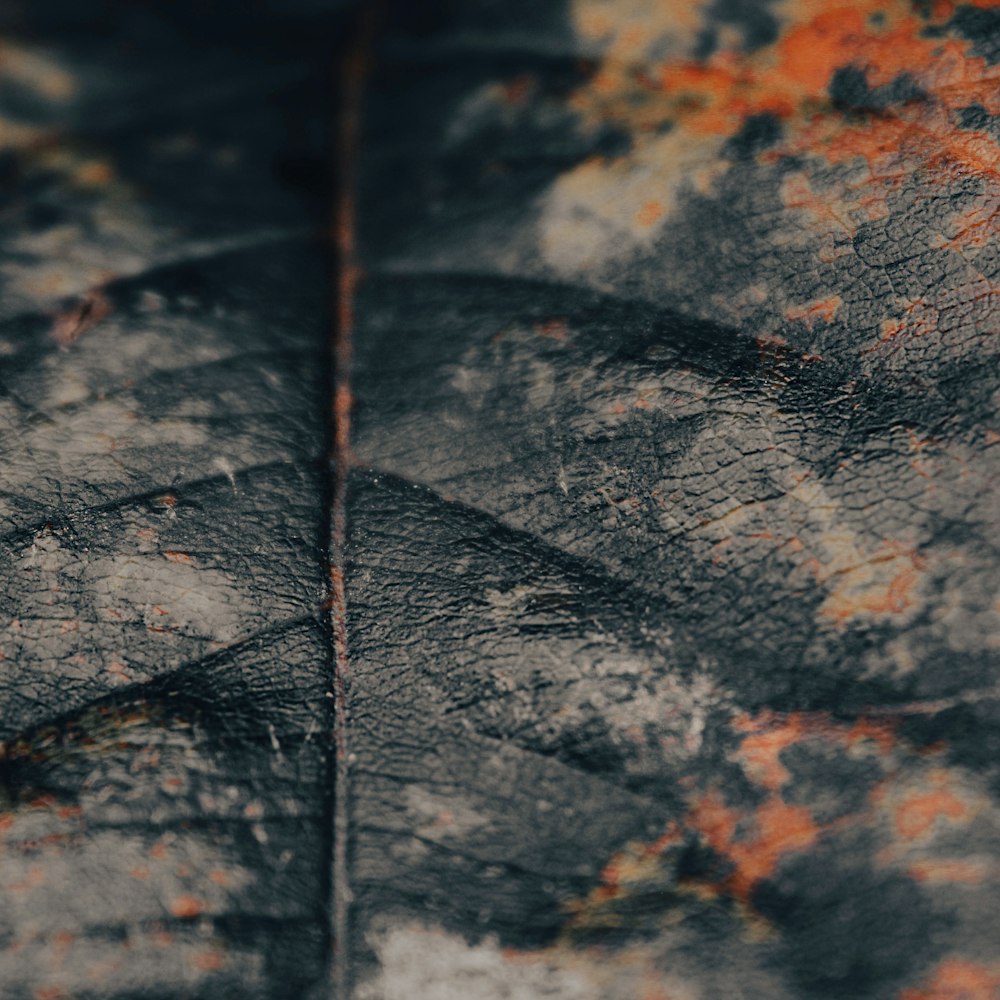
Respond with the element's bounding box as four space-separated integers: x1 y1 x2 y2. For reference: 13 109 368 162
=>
634 199 665 227
900 959 1000 1000
168 895 203 920
688 789 820 902
162 551 194 565
785 295 841 327
562 704 996 942
550 0 1000 287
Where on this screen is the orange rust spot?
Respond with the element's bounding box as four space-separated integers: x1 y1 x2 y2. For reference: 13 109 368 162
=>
635 199 665 226
208 869 229 887
786 295 841 327
895 777 970 841
129 866 150 880
900 959 1000 1000
34 989 67 1000
687 789 820 902
877 299 938 345
149 841 168 860
907 859 991 884
846 717 898 754
682 710 907 904
939 202 1000 251
569 0 1000 249
169 895 203 920
734 711 810 790
162 551 194 565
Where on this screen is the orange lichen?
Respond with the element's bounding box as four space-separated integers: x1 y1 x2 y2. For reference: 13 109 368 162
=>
900 959 1000 1000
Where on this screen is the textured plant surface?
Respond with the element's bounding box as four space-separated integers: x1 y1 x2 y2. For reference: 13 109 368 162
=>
1 2 999 998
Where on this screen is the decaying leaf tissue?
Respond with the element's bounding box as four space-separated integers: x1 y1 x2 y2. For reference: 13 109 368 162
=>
1 1 998 997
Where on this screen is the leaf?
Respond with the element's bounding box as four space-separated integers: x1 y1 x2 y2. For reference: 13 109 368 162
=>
0 3 347 996
341 2 1000 998
3 2 1000 1000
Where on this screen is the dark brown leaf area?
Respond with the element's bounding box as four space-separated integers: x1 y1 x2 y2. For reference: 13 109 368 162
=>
2 1 1000 999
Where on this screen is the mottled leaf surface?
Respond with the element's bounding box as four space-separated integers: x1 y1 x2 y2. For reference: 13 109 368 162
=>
3 1 1000 999
0 4 345 997
346 3 1000 998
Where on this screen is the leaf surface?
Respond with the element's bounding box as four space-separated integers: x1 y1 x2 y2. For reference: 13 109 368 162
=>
344 3 1000 998
2 2 1000 999
0 4 346 996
